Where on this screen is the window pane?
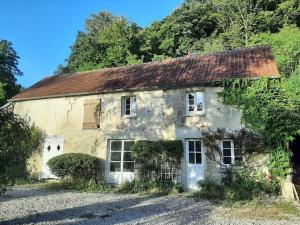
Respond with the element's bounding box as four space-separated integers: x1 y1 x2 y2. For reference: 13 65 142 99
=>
223 148 231 156
195 141 201 152
131 97 136 102
125 98 130 105
196 93 203 111
131 109 136 115
125 109 131 115
124 141 134 151
130 97 136 115
189 141 195 152
188 94 194 100
197 102 203 111
223 141 231 148
189 99 194 105
111 152 121 161
123 162 134 172
223 157 231 165
189 153 195 164
110 162 121 172
189 105 194 111
111 141 122 151
196 153 202 164
123 152 133 161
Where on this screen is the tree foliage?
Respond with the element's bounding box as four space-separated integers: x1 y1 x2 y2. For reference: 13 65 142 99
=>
250 26 300 75
0 110 43 195
219 77 300 148
56 0 299 75
0 40 22 105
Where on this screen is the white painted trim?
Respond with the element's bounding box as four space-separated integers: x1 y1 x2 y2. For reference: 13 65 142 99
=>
185 92 205 116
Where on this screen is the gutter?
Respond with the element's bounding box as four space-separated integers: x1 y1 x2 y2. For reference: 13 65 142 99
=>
0 101 12 110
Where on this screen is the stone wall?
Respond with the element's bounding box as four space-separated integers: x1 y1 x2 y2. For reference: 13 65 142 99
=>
13 86 242 187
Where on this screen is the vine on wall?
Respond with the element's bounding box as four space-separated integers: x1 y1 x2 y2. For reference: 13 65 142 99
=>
202 128 265 170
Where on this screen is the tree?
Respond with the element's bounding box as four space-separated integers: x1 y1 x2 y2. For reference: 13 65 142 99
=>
66 32 105 72
97 18 142 68
250 26 300 75
56 0 300 73
0 109 44 195
0 40 22 105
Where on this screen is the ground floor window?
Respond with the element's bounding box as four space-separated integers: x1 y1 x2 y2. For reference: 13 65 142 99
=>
110 140 134 173
222 140 243 165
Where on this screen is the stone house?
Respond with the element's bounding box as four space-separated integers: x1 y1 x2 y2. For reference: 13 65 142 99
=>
11 46 279 190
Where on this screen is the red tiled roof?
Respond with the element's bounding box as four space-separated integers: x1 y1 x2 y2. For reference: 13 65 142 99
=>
12 46 279 101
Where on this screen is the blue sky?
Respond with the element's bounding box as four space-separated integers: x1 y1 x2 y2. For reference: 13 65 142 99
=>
0 0 183 88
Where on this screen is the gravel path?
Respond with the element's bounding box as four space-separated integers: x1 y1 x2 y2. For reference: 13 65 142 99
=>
0 187 299 225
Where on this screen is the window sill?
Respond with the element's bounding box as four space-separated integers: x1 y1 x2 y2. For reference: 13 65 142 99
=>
123 115 137 119
185 112 205 117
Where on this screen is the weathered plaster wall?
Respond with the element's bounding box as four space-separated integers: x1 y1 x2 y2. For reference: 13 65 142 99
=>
13 87 242 186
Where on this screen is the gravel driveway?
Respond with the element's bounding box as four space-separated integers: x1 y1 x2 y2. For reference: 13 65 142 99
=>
0 187 299 225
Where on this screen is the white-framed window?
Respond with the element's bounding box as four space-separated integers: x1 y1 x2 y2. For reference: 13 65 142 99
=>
221 140 243 165
185 92 205 116
122 96 136 117
188 140 202 164
109 140 135 173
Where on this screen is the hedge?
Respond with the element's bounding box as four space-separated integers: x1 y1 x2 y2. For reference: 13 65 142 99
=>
47 153 103 180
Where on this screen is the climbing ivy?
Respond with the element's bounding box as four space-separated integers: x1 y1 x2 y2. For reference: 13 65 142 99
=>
218 77 300 148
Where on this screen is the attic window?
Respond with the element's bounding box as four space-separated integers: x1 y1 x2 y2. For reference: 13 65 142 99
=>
83 99 101 129
47 145 51 152
57 145 60 151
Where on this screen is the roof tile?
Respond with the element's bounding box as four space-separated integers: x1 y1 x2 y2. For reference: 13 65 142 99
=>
12 46 279 101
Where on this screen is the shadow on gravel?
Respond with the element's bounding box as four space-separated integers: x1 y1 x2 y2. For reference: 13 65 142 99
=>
0 188 64 203
0 194 215 225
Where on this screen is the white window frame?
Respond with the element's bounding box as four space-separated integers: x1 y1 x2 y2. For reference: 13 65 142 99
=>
221 140 243 166
122 96 137 117
109 140 135 173
185 92 205 116
187 140 203 165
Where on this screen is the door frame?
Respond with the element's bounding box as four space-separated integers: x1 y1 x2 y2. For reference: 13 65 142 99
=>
42 136 64 179
107 139 135 184
185 139 205 190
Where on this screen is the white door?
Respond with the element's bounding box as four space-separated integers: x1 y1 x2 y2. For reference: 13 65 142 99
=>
108 140 135 184
186 140 204 190
42 137 64 179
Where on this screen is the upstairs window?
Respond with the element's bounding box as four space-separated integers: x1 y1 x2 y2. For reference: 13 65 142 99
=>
222 140 243 165
186 92 205 115
122 96 136 117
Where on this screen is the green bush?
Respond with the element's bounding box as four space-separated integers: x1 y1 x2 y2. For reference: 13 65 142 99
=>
0 110 43 195
195 180 225 200
47 153 103 180
269 147 292 178
116 180 184 195
131 140 183 181
194 165 281 202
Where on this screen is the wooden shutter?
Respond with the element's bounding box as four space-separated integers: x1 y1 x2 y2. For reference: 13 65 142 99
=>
83 99 101 129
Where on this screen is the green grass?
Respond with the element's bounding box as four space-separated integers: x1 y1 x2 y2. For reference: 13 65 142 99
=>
15 178 45 186
216 199 300 220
